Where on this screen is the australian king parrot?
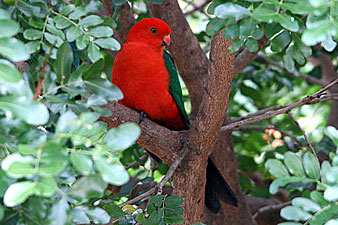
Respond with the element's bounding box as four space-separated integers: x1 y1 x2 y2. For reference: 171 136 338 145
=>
111 18 238 213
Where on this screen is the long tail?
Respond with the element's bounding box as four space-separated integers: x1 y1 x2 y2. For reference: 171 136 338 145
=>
205 157 238 214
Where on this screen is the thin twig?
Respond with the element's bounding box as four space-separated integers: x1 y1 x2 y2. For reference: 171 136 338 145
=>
104 144 191 209
119 188 156 208
222 79 338 131
287 111 320 169
33 42 55 100
125 154 148 170
252 201 291 220
156 144 190 194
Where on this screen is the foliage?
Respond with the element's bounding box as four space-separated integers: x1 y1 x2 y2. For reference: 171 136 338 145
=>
265 126 338 225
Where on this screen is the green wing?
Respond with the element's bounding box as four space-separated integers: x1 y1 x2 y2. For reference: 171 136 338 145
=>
163 50 190 129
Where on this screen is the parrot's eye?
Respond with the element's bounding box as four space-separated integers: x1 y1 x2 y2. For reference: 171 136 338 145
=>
150 28 157 34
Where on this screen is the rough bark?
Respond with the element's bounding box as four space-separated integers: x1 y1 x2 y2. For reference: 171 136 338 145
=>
204 117 256 225
165 30 235 223
99 102 182 164
318 53 338 128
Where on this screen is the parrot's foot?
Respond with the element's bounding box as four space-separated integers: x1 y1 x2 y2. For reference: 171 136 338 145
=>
139 111 147 124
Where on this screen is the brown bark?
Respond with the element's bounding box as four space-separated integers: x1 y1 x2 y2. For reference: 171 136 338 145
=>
99 102 182 164
318 53 338 128
204 117 256 225
168 30 236 223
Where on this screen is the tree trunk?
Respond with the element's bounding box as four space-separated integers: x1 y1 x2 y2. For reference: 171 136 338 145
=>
204 117 256 225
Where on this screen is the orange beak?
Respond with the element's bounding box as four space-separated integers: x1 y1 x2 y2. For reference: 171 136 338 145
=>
162 34 170 47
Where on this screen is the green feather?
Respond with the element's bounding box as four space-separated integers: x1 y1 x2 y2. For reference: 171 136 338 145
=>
163 50 190 129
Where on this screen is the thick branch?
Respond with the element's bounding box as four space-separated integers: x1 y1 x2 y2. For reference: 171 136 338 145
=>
148 0 209 117
233 37 269 75
100 102 182 164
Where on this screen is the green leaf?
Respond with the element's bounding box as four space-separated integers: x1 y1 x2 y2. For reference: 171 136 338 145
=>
324 185 338 202
269 176 314 194
0 9 11 20
60 4 75 15
24 28 42 40
68 175 107 202
80 206 110 224
322 36 337 52
0 205 4 221
3 181 36 207
265 159 289 178
7 162 35 178
271 31 291 53
324 126 338 146
85 78 123 104
302 21 332 46
240 19 256 37
88 26 114 38
88 42 101 63
206 18 228 36
166 196 184 205
147 195 165 214
69 6 86 20
103 204 125 218
103 123 141 150
309 204 338 225
54 16 72 29
44 32 63 47
214 3 251 20
252 7 276 23
115 0 128 4
280 206 312 221
284 152 305 176
76 34 89 50
245 38 258 52
292 197 321 213
94 38 121 51
0 96 49 125
39 160 68 176
71 207 90 224
309 0 330 7
54 42 73 82
223 23 239 39
70 151 93 175
47 198 71 225
66 26 83 42
79 15 104 27
0 19 20 38
0 60 22 83
34 177 57 197
0 38 30 61
276 14 299 32
94 157 130 185
303 152 320 180
147 0 163 4
26 41 41 54
311 191 329 207
28 17 44 29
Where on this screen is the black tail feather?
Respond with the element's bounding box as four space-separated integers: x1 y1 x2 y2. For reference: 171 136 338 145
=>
205 158 238 213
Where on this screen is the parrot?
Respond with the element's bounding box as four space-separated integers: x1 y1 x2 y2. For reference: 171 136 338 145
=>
111 18 238 214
